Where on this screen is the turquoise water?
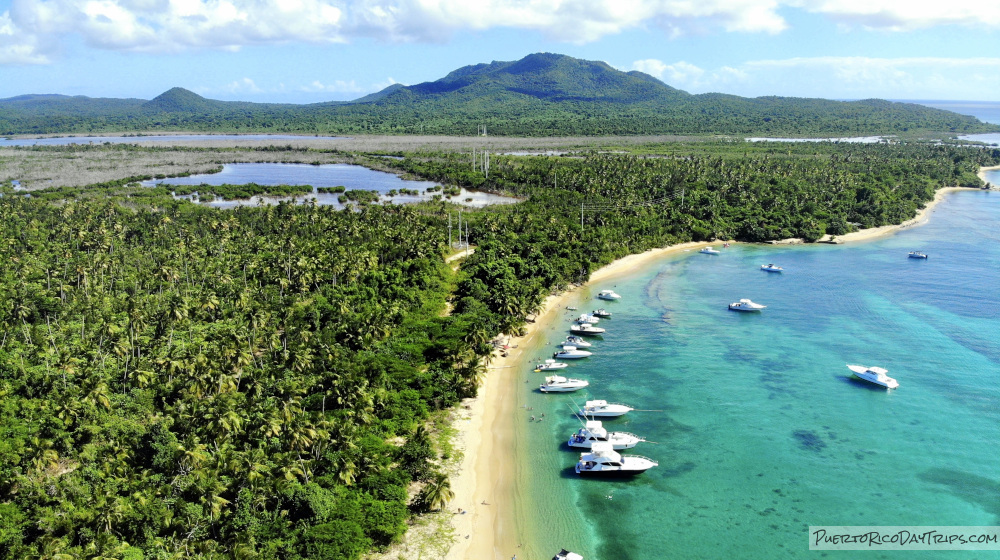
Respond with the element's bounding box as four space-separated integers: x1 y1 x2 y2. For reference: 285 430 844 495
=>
512 188 1000 559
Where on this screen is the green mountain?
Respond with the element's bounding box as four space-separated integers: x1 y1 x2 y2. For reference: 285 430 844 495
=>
1 53 997 136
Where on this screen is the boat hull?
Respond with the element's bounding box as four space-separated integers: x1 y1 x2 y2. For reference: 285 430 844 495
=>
541 385 587 392
574 465 653 476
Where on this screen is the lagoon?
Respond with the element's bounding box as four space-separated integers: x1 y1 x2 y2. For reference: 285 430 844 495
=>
143 162 518 208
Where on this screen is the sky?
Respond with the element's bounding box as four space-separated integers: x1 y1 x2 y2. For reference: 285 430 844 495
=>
1 0 999 104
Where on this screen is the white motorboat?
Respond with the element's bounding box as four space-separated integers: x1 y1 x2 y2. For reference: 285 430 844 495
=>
553 550 584 560
596 289 621 300
847 364 899 389
577 399 633 418
700 246 720 254
540 375 589 392
568 420 645 450
591 308 612 318
575 442 657 476
560 336 592 348
760 264 783 272
554 346 592 359
908 251 928 259
534 359 569 372
570 323 606 336
728 298 766 312
576 313 601 324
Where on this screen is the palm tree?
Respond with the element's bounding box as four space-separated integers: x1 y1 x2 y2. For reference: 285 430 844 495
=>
422 472 454 512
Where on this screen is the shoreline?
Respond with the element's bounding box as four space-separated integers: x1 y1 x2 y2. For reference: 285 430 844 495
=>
440 175 998 559
442 241 709 560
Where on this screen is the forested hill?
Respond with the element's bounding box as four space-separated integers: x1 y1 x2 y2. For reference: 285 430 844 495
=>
1 53 997 136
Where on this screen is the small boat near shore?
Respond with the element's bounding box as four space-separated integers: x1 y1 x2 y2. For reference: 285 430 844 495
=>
700 246 720 255
540 375 589 392
592 308 612 318
553 550 584 560
535 359 569 372
596 289 621 300
576 313 601 324
560 336 592 348
729 298 766 312
570 323 605 336
575 442 657 476
577 399 633 418
568 420 645 450
554 346 592 359
908 251 928 259
761 264 783 272
847 364 899 389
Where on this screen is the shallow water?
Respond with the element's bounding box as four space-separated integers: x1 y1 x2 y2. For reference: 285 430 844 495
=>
511 190 1000 560
143 162 518 208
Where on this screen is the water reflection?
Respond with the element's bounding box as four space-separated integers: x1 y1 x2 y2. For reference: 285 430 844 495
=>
142 162 518 208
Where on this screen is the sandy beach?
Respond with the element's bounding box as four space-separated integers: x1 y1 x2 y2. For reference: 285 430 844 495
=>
440 174 998 559
443 241 708 560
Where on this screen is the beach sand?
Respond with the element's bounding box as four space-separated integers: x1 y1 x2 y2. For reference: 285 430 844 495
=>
441 175 998 559
443 241 708 560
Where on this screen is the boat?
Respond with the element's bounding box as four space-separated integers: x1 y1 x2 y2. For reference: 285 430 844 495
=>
760 264 783 272
565 306 578 311
554 346 592 359
570 323 605 336
596 289 621 300
728 298 766 312
560 336 592 348
908 251 928 259
700 246 720 254
553 550 584 560
568 420 645 450
591 308 612 318
577 399 633 418
540 375 589 392
575 442 658 476
576 313 601 324
847 364 899 389
534 359 569 372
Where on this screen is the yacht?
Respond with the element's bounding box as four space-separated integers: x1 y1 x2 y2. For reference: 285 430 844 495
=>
570 323 606 336
560 336 592 348
728 298 766 312
700 246 720 255
575 442 658 476
596 289 621 300
591 308 612 318
847 364 899 389
554 346 592 359
577 399 633 418
553 551 584 560
540 375 589 392
760 264 783 272
534 359 569 372
576 313 601 324
568 420 645 450
908 251 928 259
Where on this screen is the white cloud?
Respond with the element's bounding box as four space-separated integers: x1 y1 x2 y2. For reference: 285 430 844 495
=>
225 77 262 93
3 0 1000 66
795 0 1000 31
635 55 1000 99
302 79 363 93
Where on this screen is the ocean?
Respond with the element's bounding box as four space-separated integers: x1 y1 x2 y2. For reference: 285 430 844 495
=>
510 175 1000 559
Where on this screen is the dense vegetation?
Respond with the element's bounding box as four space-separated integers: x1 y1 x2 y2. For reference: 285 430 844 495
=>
1 139 998 559
0 196 495 559
2 54 998 137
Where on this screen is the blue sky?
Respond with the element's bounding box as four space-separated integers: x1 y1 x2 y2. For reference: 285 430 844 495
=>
1 0 999 104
